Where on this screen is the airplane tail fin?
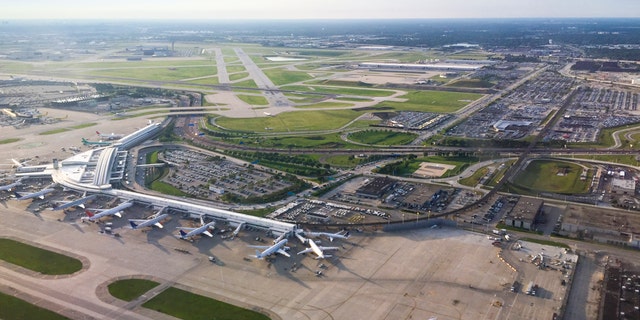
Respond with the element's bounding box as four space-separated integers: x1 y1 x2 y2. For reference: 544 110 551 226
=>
129 221 138 229
114 212 122 218
84 209 94 217
13 191 21 199
344 231 350 238
96 131 100 135
255 250 262 259
179 230 188 238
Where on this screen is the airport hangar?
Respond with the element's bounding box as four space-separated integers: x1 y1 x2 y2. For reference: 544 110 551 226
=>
15 121 296 235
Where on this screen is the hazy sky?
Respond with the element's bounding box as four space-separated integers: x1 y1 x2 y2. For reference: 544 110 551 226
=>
3 0 639 20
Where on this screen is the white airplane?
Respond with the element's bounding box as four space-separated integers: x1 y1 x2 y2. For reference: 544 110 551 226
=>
96 131 124 140
13 188 54 201
302 230 350 242
0 179 22 192
177 216 215 239
249 239 290 259
83 202 133 221
129 211 169 230
272 231 289 244
231 222 245 237
297 239 340 260
51 194 97 211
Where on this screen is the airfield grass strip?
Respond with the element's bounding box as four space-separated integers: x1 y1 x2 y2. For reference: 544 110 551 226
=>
0 239 82 275
0 291 70 320
108 279 160 302
142 286 270 320
0 138 20 144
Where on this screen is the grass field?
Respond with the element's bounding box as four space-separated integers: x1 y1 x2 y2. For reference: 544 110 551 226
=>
0 138 21 144
446 79 494 88
376 90 483 113
296 101 353 109
142 287 270 320
70 123 97 129
512 159 590 194
85 65 217 82
233 79 258 88
349 130 418 145
229 72 249 81
321 154 365 168
262 68 313 85
0 238 83 275
215 109 363 133
0 291 70 320
108 279 160 302
240 133 358 149
459 167 490 187
280 85 395 97
237 94 269 105
39 128 70 135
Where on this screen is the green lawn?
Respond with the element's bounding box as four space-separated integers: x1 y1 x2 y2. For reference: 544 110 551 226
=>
39 128 70 135
70 122 97 129
0 291 70 320
229 72 249 81
108 279 160 302
459 167 490 187
296 101 353 109
0 138 21 144
512 159 590 194
215 109 363 133
281 85 395 97
240 133 358 149
237 94 269 105
84 65 217 82
262 68 313 85
233 79 258 88
379 90 483 113
225 65 246 73
0 239 83 275
142 287 271 320
349 130 418 145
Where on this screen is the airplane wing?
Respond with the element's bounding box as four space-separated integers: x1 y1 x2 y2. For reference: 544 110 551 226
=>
297 248 313 255
318 246 340 251
276 249 290 257
247 245 271 249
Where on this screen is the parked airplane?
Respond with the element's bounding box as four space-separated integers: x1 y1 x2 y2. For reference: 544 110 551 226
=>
177 216 215 239
129 210 169 230
83 201 133 221
96 131 124 140
302 230 350 242
51 194 96 211
0 179 22 192
272 231 289 244
231 222 245 237
249 239 290 259
297 239 340 259
81 138 111 146
13 188 54 200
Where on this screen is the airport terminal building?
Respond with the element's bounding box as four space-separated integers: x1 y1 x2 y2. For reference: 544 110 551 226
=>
17 121 296 234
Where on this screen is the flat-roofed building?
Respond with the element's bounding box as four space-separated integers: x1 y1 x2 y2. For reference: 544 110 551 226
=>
504 197 543 230
560 205 640 248
356 177 397 199
611 178 636 195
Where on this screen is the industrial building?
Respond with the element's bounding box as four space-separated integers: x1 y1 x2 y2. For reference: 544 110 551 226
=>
356 177 397 199
358 62 483 72
504 197 544 230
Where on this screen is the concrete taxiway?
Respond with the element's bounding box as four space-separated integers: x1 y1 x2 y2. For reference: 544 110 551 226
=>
0 197 542 320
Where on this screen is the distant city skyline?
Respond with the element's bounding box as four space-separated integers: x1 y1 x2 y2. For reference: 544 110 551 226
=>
2 0 640 20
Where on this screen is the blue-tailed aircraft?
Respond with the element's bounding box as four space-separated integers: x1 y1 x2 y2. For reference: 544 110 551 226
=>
177 216 215 239
0 179 22 192
129 208 169 230
13 188 54 201
249 239 290 259
51 194 97 211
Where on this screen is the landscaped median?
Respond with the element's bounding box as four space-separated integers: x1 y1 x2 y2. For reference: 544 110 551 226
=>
0 238 84 276
108 278 272 320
